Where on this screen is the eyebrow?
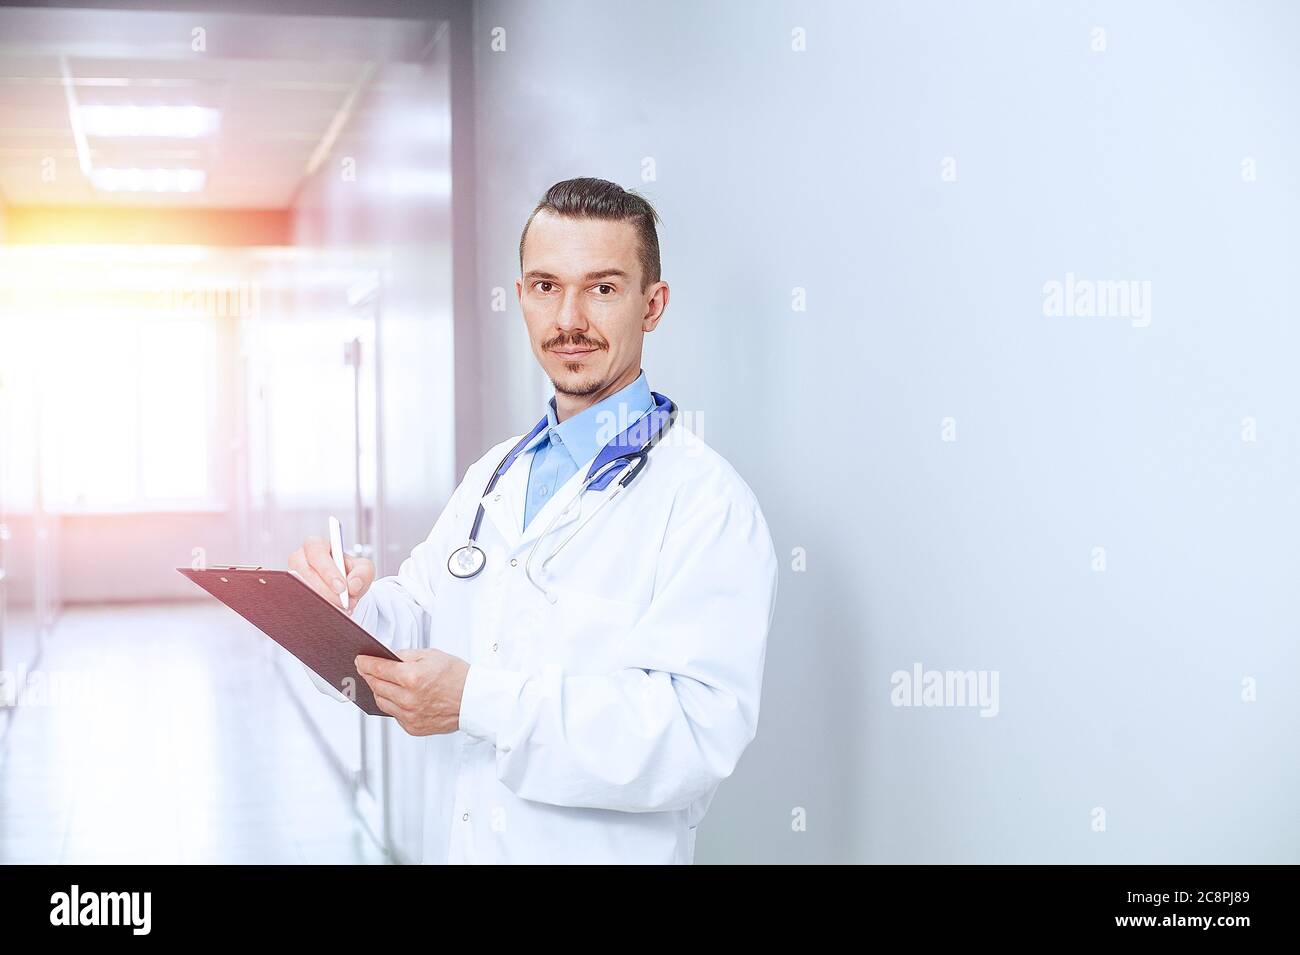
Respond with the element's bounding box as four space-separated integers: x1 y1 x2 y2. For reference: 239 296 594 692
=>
524 268 629 283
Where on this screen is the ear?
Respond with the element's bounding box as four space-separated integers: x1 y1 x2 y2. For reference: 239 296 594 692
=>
642 281 669 331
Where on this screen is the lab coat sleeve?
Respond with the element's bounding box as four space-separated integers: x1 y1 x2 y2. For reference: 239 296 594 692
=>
458 488 778 813
359 474 475 649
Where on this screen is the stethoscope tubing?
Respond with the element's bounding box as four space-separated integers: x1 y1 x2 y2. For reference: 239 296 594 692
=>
446 399 675 585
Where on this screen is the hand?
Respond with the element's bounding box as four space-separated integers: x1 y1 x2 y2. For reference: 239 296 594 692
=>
288 535 375 613
355 649 469 736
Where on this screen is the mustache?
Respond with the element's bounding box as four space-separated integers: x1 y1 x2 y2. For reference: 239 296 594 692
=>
544 333 607 351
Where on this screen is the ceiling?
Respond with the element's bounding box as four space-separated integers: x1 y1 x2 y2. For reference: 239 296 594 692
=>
0 7 442 208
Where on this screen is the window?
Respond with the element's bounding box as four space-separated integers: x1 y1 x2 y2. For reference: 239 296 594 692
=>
38 312 217 512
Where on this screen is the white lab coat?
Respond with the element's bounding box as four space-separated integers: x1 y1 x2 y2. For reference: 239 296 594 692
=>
312 420 777 864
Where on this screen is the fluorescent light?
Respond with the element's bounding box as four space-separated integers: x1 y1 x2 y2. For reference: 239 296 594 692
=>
89 168 207 193
78 105 220 138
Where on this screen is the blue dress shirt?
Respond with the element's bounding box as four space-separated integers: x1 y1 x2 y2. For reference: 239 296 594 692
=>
521 370 655 530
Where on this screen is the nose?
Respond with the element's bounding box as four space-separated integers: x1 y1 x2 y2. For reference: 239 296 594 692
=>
554 289 588 334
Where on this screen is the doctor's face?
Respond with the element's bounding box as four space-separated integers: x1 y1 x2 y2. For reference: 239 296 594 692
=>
517 211 668 409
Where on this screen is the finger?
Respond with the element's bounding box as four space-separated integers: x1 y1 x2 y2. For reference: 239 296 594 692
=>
367 677 415 713
344 556 374 595
303 536 348 599
290 542 341 607
357 667 404 696
287 550 310 587
370 690 402 719
343 554 373 581
355 654 406 685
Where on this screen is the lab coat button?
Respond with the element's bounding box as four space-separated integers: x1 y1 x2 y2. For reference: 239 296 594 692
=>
462 812 470 822
509 558 518 567
490 643 498 653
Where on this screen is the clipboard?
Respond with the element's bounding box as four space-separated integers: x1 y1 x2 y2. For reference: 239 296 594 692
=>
177 566 400 716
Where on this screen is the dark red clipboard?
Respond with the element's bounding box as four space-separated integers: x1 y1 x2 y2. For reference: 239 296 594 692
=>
177 567 400 716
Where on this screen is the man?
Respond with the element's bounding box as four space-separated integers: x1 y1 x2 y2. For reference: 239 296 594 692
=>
290 177 777 864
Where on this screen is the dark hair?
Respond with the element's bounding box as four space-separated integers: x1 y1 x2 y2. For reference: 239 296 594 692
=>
519 177 662 291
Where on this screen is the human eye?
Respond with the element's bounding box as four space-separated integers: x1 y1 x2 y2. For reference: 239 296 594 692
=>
591 283 616 296
533 280 557 293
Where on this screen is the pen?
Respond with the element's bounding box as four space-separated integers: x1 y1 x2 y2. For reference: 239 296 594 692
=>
328 515 349 610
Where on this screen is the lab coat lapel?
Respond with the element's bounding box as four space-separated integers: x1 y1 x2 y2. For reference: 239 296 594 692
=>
480 445 590 549
516 454 596 549
480 451 529 549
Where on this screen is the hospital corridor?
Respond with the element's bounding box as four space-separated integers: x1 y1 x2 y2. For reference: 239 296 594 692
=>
0 3 467 866
2 0 1297 879
0 603 384 864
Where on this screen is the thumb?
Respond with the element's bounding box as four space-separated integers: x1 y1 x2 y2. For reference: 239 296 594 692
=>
343 555 370 582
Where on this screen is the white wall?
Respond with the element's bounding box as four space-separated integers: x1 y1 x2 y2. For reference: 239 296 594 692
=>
468 0 1300 862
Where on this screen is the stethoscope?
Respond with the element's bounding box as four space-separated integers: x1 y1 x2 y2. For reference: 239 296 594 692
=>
447 391 678 596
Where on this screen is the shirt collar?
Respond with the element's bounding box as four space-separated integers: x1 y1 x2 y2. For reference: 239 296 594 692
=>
522 370 654 466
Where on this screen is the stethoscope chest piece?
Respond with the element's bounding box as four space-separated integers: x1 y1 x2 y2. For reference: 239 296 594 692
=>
447 542 487 579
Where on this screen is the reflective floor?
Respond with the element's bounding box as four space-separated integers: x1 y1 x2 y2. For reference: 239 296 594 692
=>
0 603 387 864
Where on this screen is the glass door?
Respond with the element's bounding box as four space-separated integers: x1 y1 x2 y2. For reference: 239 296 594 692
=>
346 273 387 847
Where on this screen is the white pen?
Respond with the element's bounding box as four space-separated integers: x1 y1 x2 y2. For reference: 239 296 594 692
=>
328 515 349 610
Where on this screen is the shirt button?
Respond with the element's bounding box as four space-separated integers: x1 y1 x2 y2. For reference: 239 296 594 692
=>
490 643 498 653
539 486 548 496
493 493 501 502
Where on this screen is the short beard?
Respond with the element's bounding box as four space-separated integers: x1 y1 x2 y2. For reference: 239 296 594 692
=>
551 371 607 398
